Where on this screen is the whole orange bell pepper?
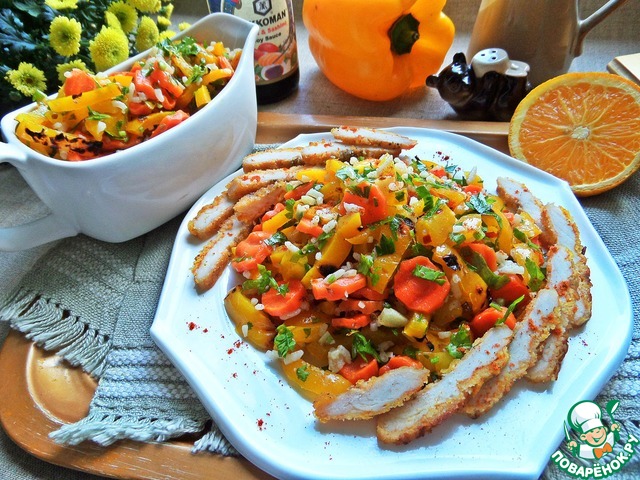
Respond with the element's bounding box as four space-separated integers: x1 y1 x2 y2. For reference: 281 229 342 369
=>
303 0 455 101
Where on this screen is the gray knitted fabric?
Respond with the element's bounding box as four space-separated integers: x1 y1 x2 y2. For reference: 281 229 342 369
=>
0 160 638 476
0 216 234 455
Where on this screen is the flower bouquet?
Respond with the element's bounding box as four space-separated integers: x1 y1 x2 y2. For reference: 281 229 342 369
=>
0 0 183 117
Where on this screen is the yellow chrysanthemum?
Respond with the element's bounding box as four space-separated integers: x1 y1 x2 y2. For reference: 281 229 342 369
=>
135 16 159 52
161 3 174 19
45 0 78 10
49 16 82 57
5 63 47 97
56 59 90 83
108 1 138 34
89 26 130 72
128 0 161 14
159 30 176 41
178 22 190 32
156 15 171 30
105 11 122 30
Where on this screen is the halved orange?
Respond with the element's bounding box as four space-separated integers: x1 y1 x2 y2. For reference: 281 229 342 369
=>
508 72 640 197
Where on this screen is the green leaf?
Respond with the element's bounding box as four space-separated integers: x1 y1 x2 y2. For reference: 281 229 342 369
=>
296 364 309 382
467 192 495 214
350 332 381 362
241 265 278 294
445 325 472 359
274 324 296 358
264 231 287 247
412 264 446 285
357 253 380 285
525 258 545 292
495 295 525 325
375 233 395 256
464 248 509 289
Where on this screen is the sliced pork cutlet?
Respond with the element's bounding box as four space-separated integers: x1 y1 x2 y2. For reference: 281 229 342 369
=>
541 203 592 326
314 366 429 422
188 193 236 240
464 288 560 418
376 325 514 445
192 215 252 292
331 126 418 151
226 167 302 200
526 245 579 383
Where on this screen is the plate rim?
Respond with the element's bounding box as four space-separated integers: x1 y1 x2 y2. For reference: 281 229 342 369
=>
151 127 633 480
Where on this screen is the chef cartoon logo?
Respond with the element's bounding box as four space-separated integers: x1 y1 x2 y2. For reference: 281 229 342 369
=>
550 399 638 478
566 400 620 460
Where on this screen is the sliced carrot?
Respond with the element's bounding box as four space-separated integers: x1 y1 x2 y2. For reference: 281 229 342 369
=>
311 274 367 301
336 299 384 316
232 230 273 272
150 110 189 138
463 184 484 195
63 69 96 96
331 314 370 330
339 356 379 384
261 280 306 318
467 242 498 272
296 217 323 237
378 355 423 375
342 182 387 225
393 256 450 315
489 274 531 306
351 287 387 301
284 182 314 200
469 306 516 337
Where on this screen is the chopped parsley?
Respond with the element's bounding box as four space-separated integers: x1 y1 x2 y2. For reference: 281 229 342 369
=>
375 233 395 256
525 258 546 292
412 264 447 285
445 325 473 359
274 324 296 358
296 364 310 381
350 332 381 362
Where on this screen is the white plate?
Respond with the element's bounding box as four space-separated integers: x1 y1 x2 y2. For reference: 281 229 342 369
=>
150 128 632 480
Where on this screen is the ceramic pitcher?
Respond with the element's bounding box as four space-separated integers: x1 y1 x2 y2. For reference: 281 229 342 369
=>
467 0 629 86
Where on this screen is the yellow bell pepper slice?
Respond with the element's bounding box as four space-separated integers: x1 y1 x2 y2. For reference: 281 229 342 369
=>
201 68 233 86
47 83 122 112
194 84 212 108
224 286 275 351
302 212 361 287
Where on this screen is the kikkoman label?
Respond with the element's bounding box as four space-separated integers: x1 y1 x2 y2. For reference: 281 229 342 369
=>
551 399 638 478
209 0 299 85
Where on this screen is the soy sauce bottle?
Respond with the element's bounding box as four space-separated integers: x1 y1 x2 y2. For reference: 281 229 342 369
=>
207 0 299 104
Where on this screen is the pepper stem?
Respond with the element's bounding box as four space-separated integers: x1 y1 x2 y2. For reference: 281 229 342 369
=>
388 13 420 55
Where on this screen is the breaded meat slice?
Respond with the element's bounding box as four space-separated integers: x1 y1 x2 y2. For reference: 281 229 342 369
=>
192 215 252 292
226 167 303 200
331 126 418 151
526 245 579 383
464 288 560 418
376 325 514 444
233 181 287 224
314 366 429 422
541 203 592 326
188 193 235 240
